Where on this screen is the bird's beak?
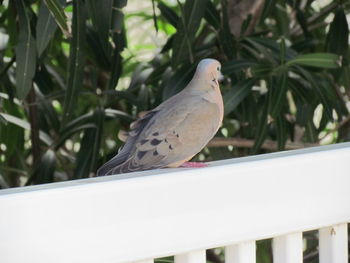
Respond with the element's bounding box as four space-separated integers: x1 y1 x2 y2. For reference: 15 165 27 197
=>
218 72 224 82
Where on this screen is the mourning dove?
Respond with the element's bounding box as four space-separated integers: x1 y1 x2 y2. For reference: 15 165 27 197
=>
97 58 223 175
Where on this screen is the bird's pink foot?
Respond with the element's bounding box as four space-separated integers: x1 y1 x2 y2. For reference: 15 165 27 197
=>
180 162 208 168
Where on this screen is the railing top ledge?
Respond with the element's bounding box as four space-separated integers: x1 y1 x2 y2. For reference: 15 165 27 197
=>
1 142 350 196
1 142 350 263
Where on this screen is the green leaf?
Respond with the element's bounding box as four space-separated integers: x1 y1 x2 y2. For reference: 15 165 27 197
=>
287 53 340 69
252 97 269 153
60 111 95 136
295 102 314 126
294 66 334 120
104 109 133 121
158 2 179 28
86 28 111 70
36 0 64 57
259 0 276 23
270 70 287 117
243 37 297 62
219 0 236 60
224 78 255 115
1 100 25 157
274 2 290 37
340 65 350 90
114 0 127 9
146 62 170 85
151 0 158 32
29 149 56 184
74 109 104 178
34 86 60 132
54 123 96 150
15 0 36 100
222 60 257 75
85 0 113 52
305 120 317 143
1 112 52 145
294 6 311 38
326 8 349 57
171 0 209 67
0 113 7 125
43 0 70 38
108 27 126 90
162 63 196 100
275 115 288 150
62 0 86 123
204 1 220 29
251 62 273 77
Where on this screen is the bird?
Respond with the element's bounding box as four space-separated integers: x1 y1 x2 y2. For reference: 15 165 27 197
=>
97 58 224 175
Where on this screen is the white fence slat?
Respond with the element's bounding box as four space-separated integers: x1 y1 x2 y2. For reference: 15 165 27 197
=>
272 233 302 263
319 223 348 263
134 260 154 263
175 250 206 263
225 241 256 263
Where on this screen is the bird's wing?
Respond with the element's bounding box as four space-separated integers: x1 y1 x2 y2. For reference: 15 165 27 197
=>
102 96 221 175
96 111 158 176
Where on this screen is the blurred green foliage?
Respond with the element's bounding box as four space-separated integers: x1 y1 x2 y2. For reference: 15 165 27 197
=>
1 0 350 184
0 0 349 261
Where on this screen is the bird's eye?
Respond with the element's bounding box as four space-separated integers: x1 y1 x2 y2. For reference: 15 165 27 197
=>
217 66 220 71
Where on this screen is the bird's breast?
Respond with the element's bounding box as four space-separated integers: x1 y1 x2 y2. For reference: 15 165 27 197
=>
204 88 224 124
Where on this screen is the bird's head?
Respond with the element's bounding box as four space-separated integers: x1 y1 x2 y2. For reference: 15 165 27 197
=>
195 58 223 86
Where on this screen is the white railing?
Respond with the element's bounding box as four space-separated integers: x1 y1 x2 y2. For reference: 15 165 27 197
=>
0 143 349 263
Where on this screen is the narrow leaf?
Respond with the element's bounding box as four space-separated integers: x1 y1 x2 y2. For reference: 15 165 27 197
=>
74 109 104 178
62 0 86 123
86 28 111 69
108 27 126 90
294 66 334 120
274 2 290 37
54 123 96 150
1 100 25 156
172 0 209 67
34 86 60 132
114 0 127 9
0 113 7 124
270 70 287 117
224 78 255 115
222 60 257 75
15 0 36 100
287 53 340 69
1 112 52 145
158 2 179 28
204 1 220 28
326 8 349 57
43 0 70 37
259 0 276 23
85 0 113 52
275 115 288 150
36 0 64 56
252 97 269 153
163 63 196 100
30 149 56 184
219 0 236 60
151 0 158 32
305 120 317 142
